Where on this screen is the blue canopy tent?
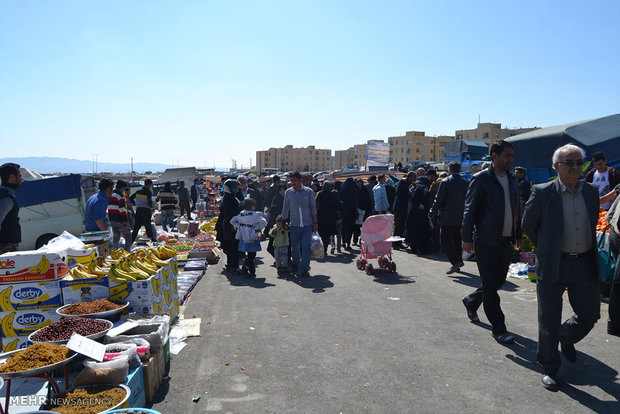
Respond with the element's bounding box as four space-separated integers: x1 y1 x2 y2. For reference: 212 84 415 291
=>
15 174 83 207
506 114 620 184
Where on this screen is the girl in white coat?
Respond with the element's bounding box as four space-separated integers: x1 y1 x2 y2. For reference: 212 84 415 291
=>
230 198 267 276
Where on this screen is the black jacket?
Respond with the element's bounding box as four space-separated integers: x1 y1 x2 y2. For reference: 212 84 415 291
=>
269 192 284 219
517 178 531 203
0 187 20 244
215 193 241 243
393 178 410 213
316 190 340 236
265 184 279 211
339 178 358 225
386 185 396 212
364 182 376 213
408 183 430 219
429 174 469 226
248 185 266 212
462 167 522 246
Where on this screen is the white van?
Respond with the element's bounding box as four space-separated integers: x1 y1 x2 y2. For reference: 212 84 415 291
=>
16 174 87 250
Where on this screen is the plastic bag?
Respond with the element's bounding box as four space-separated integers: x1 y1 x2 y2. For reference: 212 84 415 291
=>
356 209 365 225
73 355 129 386
310 232 325 259
107 338 150 362
38 231 86 253
107 314 170 352
104 343 140 369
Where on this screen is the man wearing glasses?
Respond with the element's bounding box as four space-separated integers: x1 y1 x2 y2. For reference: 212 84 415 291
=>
522 144 601 390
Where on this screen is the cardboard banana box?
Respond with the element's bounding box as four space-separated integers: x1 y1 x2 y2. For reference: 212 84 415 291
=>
109 269 164 310
65 247 98 269
0 308 61 337
0 251 69 283
60 276 109 305
1 335 33 352
0 280 63 311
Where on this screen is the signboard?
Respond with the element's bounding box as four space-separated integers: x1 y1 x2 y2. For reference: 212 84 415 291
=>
366 140 390 168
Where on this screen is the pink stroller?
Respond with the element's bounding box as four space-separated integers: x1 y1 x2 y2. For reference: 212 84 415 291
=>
356 214 397 275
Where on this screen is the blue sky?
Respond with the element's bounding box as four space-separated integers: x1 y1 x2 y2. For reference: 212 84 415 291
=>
1 0 619 170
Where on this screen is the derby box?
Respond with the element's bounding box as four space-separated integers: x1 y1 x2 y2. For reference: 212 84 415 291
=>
60 276 110 305
0 280 62 311
0 308 61 337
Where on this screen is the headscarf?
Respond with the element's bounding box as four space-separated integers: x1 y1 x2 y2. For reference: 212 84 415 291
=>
322 181 333 192
386 178 395 187
416 176 431 188
223 179 238 196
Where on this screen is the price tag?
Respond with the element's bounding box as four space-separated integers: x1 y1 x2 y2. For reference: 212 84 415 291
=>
67 333 106 362
106 321 137 337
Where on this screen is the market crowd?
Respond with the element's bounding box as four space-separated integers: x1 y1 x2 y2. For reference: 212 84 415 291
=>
1 142 619 390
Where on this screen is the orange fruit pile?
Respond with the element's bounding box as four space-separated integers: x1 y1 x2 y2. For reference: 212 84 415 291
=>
596 208 610 233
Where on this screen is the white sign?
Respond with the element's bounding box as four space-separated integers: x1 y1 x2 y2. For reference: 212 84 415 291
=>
67 332 106 362
106 321 138 337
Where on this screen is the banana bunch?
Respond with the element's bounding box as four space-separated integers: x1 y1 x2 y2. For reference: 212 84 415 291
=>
29 255 51 274
109 259 151 283
97 256 116 267
66 262 108 280
153 245 177 260
110 248 131 260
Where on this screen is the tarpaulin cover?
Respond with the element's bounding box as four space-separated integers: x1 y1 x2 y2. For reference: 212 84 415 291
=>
444 140 488 157
506 114 620 183
15 174 83 207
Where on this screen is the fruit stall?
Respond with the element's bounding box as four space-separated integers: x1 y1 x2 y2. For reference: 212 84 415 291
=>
0 221 215 413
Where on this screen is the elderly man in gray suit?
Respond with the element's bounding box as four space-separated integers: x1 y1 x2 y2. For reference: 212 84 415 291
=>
522 143 601 390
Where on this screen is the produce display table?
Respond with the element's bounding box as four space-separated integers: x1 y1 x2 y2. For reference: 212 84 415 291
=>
0 351 76 414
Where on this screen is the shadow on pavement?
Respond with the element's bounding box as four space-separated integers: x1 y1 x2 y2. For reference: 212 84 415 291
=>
278 273 334 293
320 253 355 264
369 272 415 285
221 269 276 288
506 333 620 409
148 365 171 407
450 271 520 292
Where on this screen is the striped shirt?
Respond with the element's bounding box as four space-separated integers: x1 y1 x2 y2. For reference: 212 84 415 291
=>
130 187 153 211
157 190 177 211
108 189 128 222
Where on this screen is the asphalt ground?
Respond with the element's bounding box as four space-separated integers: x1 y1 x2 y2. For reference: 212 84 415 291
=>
151 243 620 413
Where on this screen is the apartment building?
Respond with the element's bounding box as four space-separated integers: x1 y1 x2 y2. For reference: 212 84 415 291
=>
256 145 332 173
455 123 539 146
334 144 367 170
388 131 454 163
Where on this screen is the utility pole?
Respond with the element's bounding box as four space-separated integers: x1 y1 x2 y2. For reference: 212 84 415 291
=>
92 154 99 175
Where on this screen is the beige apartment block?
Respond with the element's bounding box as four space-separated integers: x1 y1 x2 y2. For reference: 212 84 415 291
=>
388 131 455 163
455 123 539 145
334 144 367 169
256 145 332 173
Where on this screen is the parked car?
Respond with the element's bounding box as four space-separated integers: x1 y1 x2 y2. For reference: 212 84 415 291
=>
16 174 87 250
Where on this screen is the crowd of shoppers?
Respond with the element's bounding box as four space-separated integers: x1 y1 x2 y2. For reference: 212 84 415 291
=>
3 142 618 391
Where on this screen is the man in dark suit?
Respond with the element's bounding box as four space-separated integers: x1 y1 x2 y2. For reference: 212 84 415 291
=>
461 140 522 344
429 161 469 274
522 144 601 390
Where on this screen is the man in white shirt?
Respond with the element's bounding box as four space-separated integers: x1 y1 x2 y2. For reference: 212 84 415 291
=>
585 151 620 210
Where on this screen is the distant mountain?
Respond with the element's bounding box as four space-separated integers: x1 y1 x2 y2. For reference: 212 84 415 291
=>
0 157 181 174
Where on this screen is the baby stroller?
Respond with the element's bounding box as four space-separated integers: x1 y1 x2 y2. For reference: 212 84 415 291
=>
356 214 397 275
